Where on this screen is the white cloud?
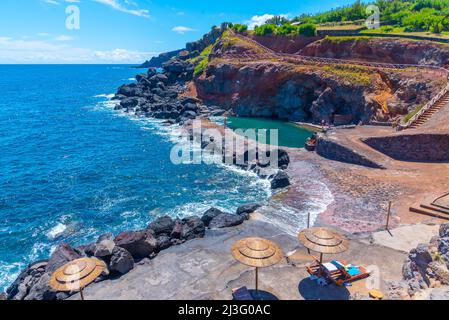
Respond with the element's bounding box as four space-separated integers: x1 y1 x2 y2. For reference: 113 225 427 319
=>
54 35 74 41
245 13 289 30
0 36 156 64
94 48 157 63
93 0 150 18
43 0 60 4
172 26 197 34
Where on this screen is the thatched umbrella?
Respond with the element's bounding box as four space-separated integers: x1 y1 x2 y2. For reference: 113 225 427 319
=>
298 227 348 263
49 257 106 300
231 237 284 291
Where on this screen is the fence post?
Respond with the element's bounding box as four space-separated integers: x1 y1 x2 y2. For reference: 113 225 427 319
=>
386 201 392 231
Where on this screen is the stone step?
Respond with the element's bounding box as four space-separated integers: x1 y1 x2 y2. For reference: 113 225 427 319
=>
421 204 449 215
410 206 449 220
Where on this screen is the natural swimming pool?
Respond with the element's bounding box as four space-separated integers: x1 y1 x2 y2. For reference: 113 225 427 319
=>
225 117 315 148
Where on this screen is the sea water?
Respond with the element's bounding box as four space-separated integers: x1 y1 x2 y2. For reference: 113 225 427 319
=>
0 65 271 291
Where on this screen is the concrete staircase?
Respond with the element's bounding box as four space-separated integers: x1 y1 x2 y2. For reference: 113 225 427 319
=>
409 91 449 129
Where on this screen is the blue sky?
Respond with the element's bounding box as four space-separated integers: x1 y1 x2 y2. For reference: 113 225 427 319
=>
0 0 356 64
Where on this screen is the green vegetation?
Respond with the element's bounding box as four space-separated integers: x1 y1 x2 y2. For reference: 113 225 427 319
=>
226 1 449 40
322 65 372 85
292 0 449 34
190 44 214 77
253 22 317 37
230 23 248 33
403 103 425 123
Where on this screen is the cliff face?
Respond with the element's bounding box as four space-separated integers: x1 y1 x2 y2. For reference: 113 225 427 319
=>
195 33 444 124
300 37 449 67
197 62 378 123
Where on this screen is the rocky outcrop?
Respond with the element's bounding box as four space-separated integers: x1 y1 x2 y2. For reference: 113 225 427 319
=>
387 224 449 299
139 49 184 68
236 203 261 216
114 230 157 260
270 171 291 189
109 247 134 275
300 37 449 67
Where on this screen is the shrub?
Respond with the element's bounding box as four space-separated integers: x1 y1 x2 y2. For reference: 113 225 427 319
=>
297 23 317 37
276 24 298 36
381 25 394 33
232 23 248 33
254 24 277 36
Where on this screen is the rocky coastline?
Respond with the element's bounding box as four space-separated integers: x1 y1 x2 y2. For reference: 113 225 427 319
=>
3 28 293 300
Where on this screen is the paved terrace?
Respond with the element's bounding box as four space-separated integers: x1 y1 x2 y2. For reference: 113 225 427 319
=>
79 220 439 300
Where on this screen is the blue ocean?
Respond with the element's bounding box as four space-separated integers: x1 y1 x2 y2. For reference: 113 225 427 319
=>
0 65 270 291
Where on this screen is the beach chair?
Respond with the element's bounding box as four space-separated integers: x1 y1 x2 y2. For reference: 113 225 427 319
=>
232 286 254 301
306 256 370 286
330 260 370 285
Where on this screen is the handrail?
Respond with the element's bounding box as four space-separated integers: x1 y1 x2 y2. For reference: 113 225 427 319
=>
228 30 449 130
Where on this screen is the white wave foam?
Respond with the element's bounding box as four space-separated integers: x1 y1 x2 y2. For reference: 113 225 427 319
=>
46 223 67 240
94 93 115 99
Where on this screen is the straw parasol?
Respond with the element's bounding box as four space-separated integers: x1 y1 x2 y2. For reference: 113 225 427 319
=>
298 227 348 263
49 257 106 300
231 237 284 291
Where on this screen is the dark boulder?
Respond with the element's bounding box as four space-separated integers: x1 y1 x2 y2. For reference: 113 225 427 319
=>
409 244 433 270
209 214 246 229
440 224 449 238
109 247 134 275
182 110 197 119
170 219 183 239
236 203 261 217
117 84 140 97
147 67 157 77
183 103 198 112
163 59 193 74
201 208 226 227
94 238 115 258
180 96 201 105
181 216 205 240
46 243 82 273
277 149 290 169
135 73 147 83
23 273 55 301
270 171 291 189
156 235 172 251
147 216 175 236
114 230 157 259
6 260 48 300
120 97 139 109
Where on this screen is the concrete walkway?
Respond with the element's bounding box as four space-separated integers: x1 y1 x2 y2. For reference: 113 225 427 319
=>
79 220 409 300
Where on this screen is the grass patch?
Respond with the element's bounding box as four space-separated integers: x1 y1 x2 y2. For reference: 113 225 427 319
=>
324 35 372 43
322 64 372 85
191 44 215 77
194 58 209 77
402 104 425 124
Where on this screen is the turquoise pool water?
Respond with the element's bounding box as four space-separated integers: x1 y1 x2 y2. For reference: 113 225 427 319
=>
226 117 315 148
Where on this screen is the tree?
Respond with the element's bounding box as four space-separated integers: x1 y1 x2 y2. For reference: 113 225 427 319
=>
231 23 248 33
298 23 317 37
265 15 289 26
254 24 277 36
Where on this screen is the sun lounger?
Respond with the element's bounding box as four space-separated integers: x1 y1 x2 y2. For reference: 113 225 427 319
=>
232 286 254 300
305 257 370 285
